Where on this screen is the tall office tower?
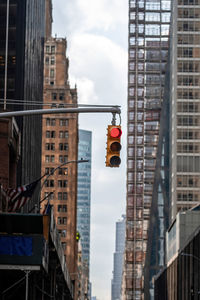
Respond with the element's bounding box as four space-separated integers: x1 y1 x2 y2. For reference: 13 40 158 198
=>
0 0 45 209
169 0 200 221
126 0 171 299
77 129 92 297
111 215 126 300
41 37 78 277
77 129 92 263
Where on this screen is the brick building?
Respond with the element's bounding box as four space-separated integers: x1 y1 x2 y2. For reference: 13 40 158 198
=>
41 36 79 283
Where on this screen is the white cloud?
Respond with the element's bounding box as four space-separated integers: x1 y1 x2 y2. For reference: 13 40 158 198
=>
53 0 127 35
70 77 99 104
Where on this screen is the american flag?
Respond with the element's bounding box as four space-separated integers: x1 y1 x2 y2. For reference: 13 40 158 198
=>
2 179 40 212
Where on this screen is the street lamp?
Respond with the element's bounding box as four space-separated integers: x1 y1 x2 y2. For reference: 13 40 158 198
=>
40 159 89 190
29 159 89 213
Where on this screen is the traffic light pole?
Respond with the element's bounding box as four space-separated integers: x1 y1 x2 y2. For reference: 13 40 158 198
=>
0 106 121 123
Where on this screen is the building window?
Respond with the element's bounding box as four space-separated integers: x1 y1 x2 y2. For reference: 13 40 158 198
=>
45 180 54 187
59 119 68 126
59 155 68 163
59 143 68 151
45 167 54 175
57 217 67 225
58 168 68 175
58 205 67 212
50 69 54 78
58 192 68 200
58 180 67 188
59 131 64 138
59 93 65 100
44 192 54 200
61 230 66 237
45 155 50 163
46 131 55 138
46 45 50 53
50 81 54 86
46 119 50 126
59 131 68 138
45 56 49 64
46 118 56 126
52 93 57 100
51 155 55 162
51 45 55 53
51 56 55 65
45 143 55 151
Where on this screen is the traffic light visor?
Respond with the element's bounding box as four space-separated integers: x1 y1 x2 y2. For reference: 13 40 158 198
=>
110 127 122 138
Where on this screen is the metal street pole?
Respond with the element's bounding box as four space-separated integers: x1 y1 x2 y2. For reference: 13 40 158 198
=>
25 271 29 300
0 106 121 118
4 0 9 110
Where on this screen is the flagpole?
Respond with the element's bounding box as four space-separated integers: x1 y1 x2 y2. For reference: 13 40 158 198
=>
34 159 89 213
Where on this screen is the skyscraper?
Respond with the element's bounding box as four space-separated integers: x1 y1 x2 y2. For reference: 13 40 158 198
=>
125 0 171 299
169 0 200 221
77 129 92 264
77 129 92 299
111 215 126 300
0 0 45 210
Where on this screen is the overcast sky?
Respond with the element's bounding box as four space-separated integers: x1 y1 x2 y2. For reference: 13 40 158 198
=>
52 1 128 299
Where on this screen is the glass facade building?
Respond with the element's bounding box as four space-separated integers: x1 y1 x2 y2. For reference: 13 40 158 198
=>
77 129 92 265
0 0 45 210
169 0 200 221
111 215 126 300
125 0 171 299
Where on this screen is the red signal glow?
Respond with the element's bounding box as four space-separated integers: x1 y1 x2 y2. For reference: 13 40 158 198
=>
110 127 122 138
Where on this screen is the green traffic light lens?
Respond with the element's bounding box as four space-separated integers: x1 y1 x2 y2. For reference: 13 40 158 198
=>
110 142 122 152
110 156 121 166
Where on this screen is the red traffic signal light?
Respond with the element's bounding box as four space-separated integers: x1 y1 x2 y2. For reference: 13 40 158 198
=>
106 125 122 167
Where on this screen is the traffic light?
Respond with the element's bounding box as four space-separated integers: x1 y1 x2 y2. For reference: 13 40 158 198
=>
76 231 80 241
106 125 122 167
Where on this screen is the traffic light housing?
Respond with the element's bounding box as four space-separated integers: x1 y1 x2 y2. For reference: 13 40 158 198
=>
76 231 80 241
106 125 122 167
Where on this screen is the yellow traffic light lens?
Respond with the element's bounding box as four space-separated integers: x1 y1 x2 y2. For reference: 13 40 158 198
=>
110 141 122 152
110 156 121 166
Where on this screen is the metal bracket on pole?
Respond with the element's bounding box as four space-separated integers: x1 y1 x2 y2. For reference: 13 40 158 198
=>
111 113 116 125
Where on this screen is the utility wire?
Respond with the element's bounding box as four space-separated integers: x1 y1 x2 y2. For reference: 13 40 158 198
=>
0 98 120 108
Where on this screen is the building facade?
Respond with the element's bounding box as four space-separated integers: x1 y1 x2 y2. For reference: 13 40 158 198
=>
0 0 45 210
41 37 78 279
169 0 200 220
111 215 126 300
155 207 200 300
77 129 92 264
125 0 171 299
77 129 92 299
